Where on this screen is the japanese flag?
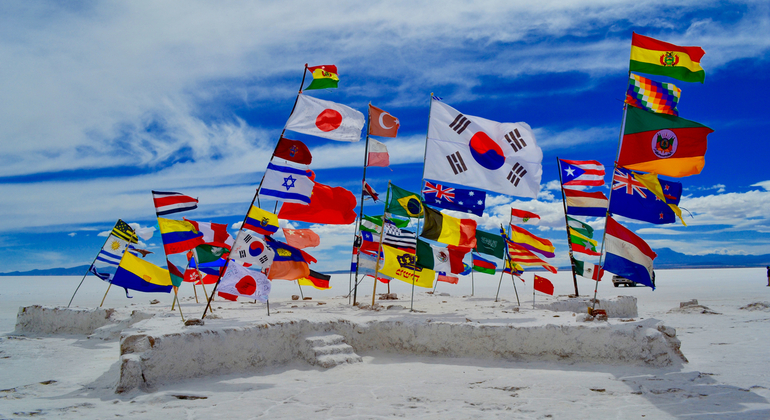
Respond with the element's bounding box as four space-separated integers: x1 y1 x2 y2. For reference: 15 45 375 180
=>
285 94 365 142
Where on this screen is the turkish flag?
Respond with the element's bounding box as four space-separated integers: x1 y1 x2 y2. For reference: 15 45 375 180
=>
278 181 357 225
368 104 399 138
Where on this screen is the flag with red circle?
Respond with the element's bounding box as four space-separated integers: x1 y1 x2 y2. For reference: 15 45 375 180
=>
284 94 365 142
217 261 271 303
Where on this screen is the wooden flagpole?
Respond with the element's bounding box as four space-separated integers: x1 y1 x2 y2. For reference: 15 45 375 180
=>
69 220 120 308
202 64 310 319
99 284 112 308
371 182 390 307
556 156 581 297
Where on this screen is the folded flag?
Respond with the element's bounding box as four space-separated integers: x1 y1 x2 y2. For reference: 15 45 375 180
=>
619 105 713 178
421 206 477 248
603 216 657 289
243 206 280 236
474 229 506 259
504 259 524 277
188 244 229 264
510 208 540 225
567 216 594 238
218 262 271 303
231 232 275 268
152 190 198 216
112 219 139 243
558 159 605 187
358 230 382 255
282 228 320 249
569 228 600 256
533 275 554 295
626 73 680 116
380 244 435 289
609 166 684 225
436 272 459 284
425 99 543 198
363 181 380 202
284 94 365 142
383 220 417 253
297 269 331 290
388 183 424 218
360 214 409 234
367 138 390 167
368 104 400 138
415 239 466 274
184 219 233 248
259 162 314 204
158 218 205 255
274 137 312 165
572 258 603 281
422 180 485 217
265 237 312 280
305 64 339 90
630 32 706 84
278 180 357 225
507 224 555 258
564 188 608 218
111 252 173 294
633 171 687 226
472 254 497 274
508 243 558 274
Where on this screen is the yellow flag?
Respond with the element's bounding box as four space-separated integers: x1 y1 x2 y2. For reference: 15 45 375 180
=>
380 245 435 288
633 172 687 226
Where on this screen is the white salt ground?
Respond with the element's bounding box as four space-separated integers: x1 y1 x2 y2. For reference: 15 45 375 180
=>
1 267 769 419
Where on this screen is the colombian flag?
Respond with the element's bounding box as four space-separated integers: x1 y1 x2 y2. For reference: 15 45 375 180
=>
111 252 173 293
158 218 205 255
630 32 705 83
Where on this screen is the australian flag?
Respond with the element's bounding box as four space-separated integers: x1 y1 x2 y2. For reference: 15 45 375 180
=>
609 167 682 224
423 180 485 216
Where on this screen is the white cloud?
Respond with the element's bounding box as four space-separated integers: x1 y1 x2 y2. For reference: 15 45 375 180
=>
67 232 76 237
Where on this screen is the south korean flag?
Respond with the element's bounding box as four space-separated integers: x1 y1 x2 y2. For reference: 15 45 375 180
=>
231 230 275 269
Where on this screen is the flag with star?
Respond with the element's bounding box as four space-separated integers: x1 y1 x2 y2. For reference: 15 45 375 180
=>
258 162 314 204
558 159 605 187
608 166 682 225
387 183 423 218
422 180 485 216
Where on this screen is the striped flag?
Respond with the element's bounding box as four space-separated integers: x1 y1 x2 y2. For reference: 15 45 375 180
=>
508 243 557 274
383 220 417 253
572 258 604 281
472 254 496 274
152 191 198 216
112 219 139 243
559 159 605 187
603 216 657 289
564 188 608 217
507 225 555 258
510 208 540 225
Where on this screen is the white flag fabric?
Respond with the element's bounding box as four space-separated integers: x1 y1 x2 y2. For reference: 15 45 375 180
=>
425 100 542 198
258 162 314 204
230 230 275 269
285 94 365 142
218 261 271 302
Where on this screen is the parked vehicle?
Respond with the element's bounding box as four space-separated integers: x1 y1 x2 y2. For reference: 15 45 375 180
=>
612 275 636 287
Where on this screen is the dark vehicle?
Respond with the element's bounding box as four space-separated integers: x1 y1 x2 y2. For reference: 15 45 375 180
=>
612 275 637 287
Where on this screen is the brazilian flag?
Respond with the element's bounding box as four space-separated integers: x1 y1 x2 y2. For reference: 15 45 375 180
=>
388 184 423 218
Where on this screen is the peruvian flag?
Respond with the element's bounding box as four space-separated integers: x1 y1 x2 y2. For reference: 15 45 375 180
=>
183 219 233 248
284 94 365 142
510 208 541 225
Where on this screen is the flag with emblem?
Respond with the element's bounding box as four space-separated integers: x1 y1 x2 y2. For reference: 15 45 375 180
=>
558 159 605 187
183 219 233 249
388 184 424 218
415 239 466 274
626 73 681 116
474 229 506 259
217 261 271 302
284 94 365 142
630 32 706 84
567 216 600 256
273 137 312 165
242 206 280 236
305 64 339 90
422 180 485 217
231 231 275 268
380 244 435 288
609 166 684 225
572 257 604 281
264 237 313 280
258 162 314 204
510 208 540 225
424 99 542 198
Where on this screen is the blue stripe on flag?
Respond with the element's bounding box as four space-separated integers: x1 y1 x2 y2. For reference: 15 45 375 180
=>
259 188 312 204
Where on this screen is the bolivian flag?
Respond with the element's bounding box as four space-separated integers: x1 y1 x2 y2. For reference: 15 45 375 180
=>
306 64 339 90
380 245 435 288
111 252 173 293
630 32 705 83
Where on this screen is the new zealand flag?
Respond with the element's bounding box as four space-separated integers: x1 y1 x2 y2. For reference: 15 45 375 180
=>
609 167 682 224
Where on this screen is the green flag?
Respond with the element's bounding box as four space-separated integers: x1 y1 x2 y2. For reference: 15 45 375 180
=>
360 215 409 234
474 229 505 259
387 184 423 218
194 244 229 264
567 216 593 238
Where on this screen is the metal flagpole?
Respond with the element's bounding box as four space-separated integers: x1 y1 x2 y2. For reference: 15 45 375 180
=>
371 182 390 307
68 220 119 308
557 156 581 297
352 104 373 306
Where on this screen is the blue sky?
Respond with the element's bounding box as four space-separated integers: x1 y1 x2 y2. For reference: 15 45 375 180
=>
1 1 769 274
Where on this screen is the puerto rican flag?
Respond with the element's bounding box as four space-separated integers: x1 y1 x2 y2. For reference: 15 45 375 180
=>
559 159 605 187
603 216 657 289
152 191 198 216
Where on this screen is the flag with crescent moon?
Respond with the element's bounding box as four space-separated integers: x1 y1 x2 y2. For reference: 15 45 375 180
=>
368 104 399 138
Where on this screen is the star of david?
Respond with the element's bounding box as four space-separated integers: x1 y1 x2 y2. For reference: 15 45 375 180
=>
282 175 297 191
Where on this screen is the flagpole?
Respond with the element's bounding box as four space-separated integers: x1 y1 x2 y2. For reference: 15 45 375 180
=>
191 247 214 311
409 215 423 312
371 182 390 307
352 104 373 305
557 156 581 297
68 220 119 308
506 216 520 305
172 257 192 311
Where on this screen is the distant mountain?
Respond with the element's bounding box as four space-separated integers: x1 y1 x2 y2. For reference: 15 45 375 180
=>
2 248 769 276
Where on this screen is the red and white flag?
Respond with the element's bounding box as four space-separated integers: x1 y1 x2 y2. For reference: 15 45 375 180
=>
533 274 554 295
184 219 233 248
510 208 540 225
285 94 365 142
559 159 605 187
362 180 379 202
152 191 198 216
367 138 390 167
217 262 271 303
368 104 399 138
